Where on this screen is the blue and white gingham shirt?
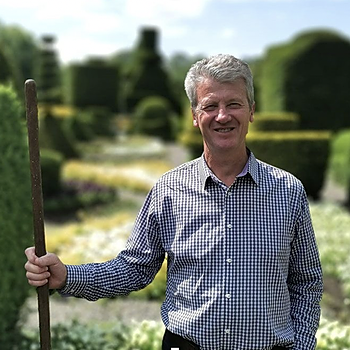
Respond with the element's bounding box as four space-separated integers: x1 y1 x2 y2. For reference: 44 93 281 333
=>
61 151 323 350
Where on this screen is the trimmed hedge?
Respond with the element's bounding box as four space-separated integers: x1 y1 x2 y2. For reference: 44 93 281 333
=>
39 112 80 159
250 112 300 132
0 85 33 349
133 96 176 141
40 148 64 197
247 131 331 199
178 106 203 159
122 27 179 113
258 29 350 131
69 58 119 112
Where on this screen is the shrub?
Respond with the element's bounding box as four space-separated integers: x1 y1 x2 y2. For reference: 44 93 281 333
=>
250 112 300 132
78 107 115 138
68 58 119 113
39 111 80 159
178 106 203 159
247 131 331 199
122 27 180 114
258 29 350 131
0 85 33 349
40 148 63 197
133 96 176 141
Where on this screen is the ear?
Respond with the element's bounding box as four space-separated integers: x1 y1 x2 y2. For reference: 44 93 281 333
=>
191 108 198 127
249 103 255 123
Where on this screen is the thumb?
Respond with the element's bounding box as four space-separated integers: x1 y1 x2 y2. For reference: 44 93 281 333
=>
35 252 60 268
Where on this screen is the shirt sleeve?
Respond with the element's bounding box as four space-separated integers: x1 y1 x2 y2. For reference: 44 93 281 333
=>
288 188 323 350
59 188 165 301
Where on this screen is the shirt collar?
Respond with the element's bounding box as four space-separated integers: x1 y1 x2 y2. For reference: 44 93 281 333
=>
198 149 259 191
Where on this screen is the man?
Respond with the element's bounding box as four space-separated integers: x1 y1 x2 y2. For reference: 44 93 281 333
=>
25 54 323 350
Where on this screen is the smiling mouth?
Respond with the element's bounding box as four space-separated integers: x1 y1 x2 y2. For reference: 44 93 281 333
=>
214 127 235 133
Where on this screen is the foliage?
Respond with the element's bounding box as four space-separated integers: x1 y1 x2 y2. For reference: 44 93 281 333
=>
68 58 119 112
178 105 203 159
63 159 171 194
36 35 62 105
327 129 350 201
311 202 350 318
247 131 331 199
258 29 350 131
39 112 80 159
40 148 64 197
122 27 180 114
0 85 33 349
0 45 15 85
250 112 300 132
0 22 38 94
20 317 349 350
133 96 177 141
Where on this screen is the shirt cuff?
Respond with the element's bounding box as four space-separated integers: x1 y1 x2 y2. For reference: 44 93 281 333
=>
58 264 90 297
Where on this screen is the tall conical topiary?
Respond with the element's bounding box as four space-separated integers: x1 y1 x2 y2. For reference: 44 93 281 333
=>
122 27 180 114
0 85 33 349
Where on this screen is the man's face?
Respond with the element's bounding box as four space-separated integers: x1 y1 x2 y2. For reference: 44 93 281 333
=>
192 78 255 157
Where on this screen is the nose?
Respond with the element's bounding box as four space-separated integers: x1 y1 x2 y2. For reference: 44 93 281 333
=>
216 106 231 123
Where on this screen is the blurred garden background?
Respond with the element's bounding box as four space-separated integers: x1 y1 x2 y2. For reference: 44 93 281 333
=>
1 4 350 349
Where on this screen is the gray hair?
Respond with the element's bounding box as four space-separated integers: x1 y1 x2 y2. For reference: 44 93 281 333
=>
184 54 255 110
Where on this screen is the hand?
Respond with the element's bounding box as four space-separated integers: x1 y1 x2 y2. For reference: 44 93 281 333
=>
24 247 67 290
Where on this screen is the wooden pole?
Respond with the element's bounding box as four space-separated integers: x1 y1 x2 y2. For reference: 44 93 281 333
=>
25 79 51 350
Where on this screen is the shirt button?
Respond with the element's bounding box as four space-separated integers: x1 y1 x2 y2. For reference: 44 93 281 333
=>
227 258 232 263
225 329 230 334
225 293 231 299
227 224 232 229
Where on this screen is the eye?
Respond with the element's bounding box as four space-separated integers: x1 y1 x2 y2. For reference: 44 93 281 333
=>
202 104 217 112
227 102 241 109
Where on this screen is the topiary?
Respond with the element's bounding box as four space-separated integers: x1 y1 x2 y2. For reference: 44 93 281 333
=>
133 96 176 141
250 112 300 132
258 29 350 131
39 111 80 159
247 130 331 199
178 105 203 159
40 148 64 197
0 84 33 349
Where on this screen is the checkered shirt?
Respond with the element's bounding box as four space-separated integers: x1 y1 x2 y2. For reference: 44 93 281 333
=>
61 151 323 350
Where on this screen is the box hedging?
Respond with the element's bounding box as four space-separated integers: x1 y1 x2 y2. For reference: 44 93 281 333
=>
247 131 331 199
122 28 179 114
69 59 119 112
0 85 33 349
133 96 176 141
39 112 79 159
251 112 300 132
178 106 203 159
258 29 350 131
40 148 64 197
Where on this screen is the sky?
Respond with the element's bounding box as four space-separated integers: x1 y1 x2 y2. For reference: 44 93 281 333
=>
0 0 349 64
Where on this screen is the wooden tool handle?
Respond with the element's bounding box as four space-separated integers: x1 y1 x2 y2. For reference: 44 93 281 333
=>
25 79 51 350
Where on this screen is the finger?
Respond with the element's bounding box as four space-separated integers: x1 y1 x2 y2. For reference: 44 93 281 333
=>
26 270 50 282
25 246 37 263
24 260 48 274
27 277 49 287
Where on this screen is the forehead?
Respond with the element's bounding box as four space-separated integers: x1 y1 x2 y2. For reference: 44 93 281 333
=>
196 78 247 101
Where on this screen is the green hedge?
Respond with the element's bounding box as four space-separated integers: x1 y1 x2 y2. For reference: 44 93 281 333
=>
122 27 179 113
0 85 33 349
133 96 176 141
247 131 331 199
39 112 79 159
69 59 119 112
178 106 203 159
40 148 64 197
258 30 350 131
250 112 300 132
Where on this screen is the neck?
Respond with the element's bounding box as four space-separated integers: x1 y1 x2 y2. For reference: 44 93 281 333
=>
204 147 248 187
